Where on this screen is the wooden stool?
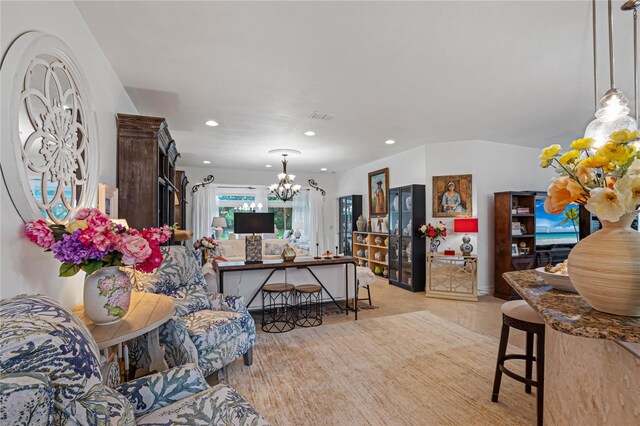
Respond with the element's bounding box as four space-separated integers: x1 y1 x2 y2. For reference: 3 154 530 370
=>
261 283 296 333
491 300 545 426
295 284 323 327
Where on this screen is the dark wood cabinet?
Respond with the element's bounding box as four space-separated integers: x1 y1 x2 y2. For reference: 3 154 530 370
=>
116 114 180 231
338 195 362 256
388 184 426 292
175 170 189 231
493 191 543 299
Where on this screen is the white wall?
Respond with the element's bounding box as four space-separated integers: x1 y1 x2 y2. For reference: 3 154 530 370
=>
0 1 137 306
180 165 338 251
336 140 549 295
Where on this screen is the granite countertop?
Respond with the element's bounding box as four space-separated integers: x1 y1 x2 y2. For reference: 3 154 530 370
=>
503 270 640 344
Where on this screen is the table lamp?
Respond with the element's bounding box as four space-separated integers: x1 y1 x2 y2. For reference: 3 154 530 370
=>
211 217 228 239
454 218 478 256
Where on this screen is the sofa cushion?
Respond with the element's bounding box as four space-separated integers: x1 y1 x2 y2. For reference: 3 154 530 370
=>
0 372 53 425
169 285 213 316
264 241 287 256
136 383 267 425
135 246 206 293
183 310 249 353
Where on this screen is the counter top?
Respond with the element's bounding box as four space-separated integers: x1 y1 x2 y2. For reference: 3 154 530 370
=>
503 270 640 343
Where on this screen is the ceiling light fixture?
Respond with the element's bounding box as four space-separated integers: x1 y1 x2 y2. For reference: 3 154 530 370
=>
584 0 637 147
205 120 219 127
385 139 396 145
265 164 272 168
304 131 316 136
268 153 302 202
203 160 211 164
320 168 328 171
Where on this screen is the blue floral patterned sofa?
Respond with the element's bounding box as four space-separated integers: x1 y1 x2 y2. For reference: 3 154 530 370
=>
129 246 256 378
0 295 267 425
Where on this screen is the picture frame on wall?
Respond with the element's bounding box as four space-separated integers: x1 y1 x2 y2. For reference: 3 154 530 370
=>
432 174 472 218
98 183 118 219
368 168 389 216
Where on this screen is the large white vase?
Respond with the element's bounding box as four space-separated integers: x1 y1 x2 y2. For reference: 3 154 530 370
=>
568 213 640 317
83 266 132 325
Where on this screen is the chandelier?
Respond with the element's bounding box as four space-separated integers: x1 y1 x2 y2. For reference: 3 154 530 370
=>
269 153 301 202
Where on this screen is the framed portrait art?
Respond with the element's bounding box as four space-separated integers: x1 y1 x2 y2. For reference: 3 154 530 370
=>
368 168 389 216
432 174 472 218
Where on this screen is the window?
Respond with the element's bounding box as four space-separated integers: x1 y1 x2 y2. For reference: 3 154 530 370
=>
215 188 259 238
268 196 294 238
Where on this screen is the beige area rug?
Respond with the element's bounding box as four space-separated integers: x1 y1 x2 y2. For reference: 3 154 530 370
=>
227 310 536 425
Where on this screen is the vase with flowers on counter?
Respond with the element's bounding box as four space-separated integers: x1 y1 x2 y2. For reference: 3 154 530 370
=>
538 129 640 316
24 208 173 324
418 222 447 253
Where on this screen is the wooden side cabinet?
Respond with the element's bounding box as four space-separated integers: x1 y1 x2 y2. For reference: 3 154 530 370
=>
426 254 477 301
116 114 180 231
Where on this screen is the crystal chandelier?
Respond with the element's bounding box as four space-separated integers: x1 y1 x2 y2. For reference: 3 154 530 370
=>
269 154 301 202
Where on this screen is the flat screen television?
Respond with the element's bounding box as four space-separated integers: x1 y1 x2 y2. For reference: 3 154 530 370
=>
535 196 579 248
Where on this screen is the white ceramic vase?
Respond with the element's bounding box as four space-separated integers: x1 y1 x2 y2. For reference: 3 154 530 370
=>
356 215 367 232
83 266 133 325
568 213 640 317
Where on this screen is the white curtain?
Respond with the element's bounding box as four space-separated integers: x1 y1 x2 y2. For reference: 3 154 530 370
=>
309 188 324 252
292 190 310 242
255 186 268 212
191 184 217 245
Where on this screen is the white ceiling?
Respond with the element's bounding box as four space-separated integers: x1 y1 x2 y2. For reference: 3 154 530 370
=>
76 1 638 172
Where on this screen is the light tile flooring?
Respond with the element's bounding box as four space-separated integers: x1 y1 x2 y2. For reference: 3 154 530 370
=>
320 277 527 349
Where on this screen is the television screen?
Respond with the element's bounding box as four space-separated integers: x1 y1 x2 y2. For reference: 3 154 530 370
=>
535 198 579 246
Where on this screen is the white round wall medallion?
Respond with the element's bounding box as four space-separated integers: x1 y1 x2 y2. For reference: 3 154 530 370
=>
1 31 99 224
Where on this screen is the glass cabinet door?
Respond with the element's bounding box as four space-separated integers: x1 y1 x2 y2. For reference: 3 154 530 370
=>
400 186 413 287
388 188 401 284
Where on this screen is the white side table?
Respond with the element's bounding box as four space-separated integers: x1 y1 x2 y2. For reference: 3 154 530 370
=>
73 291 175 373
426 253 478 301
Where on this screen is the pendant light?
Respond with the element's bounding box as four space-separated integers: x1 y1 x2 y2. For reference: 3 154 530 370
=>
584 0 638 147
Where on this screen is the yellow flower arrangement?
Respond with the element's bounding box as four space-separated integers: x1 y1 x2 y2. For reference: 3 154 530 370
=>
538 130 640 222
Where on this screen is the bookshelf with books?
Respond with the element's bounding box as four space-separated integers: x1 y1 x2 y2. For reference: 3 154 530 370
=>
493 191 542 299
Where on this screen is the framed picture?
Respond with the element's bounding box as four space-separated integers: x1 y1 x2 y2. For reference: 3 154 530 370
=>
511 243 519 256
432 174 472 218
98 183 118 219
519 223 528 235
368 168 389 216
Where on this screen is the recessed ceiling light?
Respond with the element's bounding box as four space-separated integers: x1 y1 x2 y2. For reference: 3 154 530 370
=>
320 168 327 171
304 131 316 136
265 164 272 168
203 160 211 164
385 139 396 145
205 120 219 127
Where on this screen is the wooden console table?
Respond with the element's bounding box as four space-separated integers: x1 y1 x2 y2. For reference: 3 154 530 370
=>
216 257 360 319
73 291 175 373
425 253 478 301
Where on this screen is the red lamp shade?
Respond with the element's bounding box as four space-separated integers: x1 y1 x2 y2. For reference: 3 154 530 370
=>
454 218 478 233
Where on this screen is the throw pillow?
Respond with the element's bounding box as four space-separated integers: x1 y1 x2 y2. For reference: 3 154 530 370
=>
264 242 286 256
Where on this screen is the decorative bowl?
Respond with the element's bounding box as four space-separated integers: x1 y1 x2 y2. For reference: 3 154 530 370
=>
534 267 577 293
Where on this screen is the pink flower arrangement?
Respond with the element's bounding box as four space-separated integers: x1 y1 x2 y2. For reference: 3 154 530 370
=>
24 208 174 277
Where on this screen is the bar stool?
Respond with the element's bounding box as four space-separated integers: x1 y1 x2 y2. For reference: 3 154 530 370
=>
261 283 296 333
295 284 323 327
491 300 545 426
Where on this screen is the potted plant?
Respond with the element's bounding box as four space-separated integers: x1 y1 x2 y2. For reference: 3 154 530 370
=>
418 222 447 254
24 208 173 324
538 129 640 316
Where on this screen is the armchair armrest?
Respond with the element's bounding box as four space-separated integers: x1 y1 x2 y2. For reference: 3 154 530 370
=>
0 372 53 425
208 293 249 314
115 363 209 417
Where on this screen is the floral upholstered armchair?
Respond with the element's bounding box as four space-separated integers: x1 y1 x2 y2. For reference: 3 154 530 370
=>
129 246 256 378
0 295 267 425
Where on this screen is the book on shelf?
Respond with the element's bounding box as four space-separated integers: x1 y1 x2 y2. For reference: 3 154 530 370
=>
511 222 522 235
516 207 531 214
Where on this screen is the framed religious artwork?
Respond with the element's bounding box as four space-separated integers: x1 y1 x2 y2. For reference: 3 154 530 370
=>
98 183 118 219
368 168 389 216
432 174 472 218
